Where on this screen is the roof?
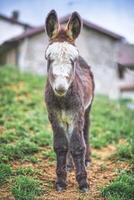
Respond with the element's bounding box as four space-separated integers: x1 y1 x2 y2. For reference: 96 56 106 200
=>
120 84 134 92
1 14 124 45
118 43 134 67
62 15 123 40
0 13 33 28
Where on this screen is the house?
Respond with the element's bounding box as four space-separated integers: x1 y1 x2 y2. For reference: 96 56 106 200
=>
0 11 33 45
117 43 134 99
0 13 133 99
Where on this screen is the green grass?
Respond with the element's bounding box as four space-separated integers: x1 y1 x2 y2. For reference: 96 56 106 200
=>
43 149 56 161
15 167 38 176
0 163 12 185
0 139 39 162
0 130 17 144
91 96 134 149
110 143 134 163
0 65 134 199
12 175 44 200
0 66 51 165
31 131 52 147
101 171 134 200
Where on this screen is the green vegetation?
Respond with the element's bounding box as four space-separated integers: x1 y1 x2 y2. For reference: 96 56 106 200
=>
91 96 134 149
0 163 12 185
15 167 38 176
0 139 38 162
12 176 44 200
110 143 134 163
0 66 133 199
101 171 134 200
31 131 52 146
42 149 56 161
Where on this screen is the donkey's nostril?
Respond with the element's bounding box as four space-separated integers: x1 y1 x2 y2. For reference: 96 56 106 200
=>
55 87 66 95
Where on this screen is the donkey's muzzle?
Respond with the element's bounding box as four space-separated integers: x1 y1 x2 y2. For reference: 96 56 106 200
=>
55 86 66 96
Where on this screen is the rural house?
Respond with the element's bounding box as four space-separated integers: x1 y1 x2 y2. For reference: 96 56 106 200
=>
0 13 134 99
0 11 33 45
117 43 134 99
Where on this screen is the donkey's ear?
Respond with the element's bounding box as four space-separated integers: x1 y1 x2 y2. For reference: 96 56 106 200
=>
45 10 59 38
66 12 82 40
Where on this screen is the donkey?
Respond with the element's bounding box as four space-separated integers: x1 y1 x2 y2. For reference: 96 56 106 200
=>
45 10 94 192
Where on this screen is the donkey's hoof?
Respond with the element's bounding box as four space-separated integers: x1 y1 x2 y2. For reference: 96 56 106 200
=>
56 184 66 192
56 185 64 192
80 186 89 193
79 181 89 193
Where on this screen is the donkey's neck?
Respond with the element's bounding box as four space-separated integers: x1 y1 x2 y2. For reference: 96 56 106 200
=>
46 79 81 111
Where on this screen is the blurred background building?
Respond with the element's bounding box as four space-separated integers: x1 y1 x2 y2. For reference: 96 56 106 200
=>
0 6 134 99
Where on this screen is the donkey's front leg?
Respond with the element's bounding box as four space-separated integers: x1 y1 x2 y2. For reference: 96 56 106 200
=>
48 112 68 191
53 129 68 191
70 128 89 192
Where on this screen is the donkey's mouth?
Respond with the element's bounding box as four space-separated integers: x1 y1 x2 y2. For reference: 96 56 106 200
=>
55 88 67 97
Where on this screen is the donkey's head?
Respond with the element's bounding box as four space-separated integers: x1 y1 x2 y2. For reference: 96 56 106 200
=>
45 10 81 96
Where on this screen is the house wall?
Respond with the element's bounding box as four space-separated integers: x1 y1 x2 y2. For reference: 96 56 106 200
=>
0 47 17 65
0 19 24 44
18 32 47 74
118 68 134 99
76 27 120 98
6 48 17 65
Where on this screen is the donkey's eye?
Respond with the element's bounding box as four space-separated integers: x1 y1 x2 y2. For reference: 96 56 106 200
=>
65 75 70 81
70 59 74 65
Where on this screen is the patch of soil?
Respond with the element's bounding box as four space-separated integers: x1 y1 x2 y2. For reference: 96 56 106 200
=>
0 145 131 200
37 145 130 200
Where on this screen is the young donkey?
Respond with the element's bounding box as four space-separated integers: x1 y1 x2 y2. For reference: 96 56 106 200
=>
45 10 94 192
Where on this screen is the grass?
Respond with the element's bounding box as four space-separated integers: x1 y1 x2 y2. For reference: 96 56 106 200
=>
91 96 134 149
0 130 17 144
101 171 134 200
42 149 56 161
12 176 44 200
15 167 38 176
31 131 52 146
110 143 134 163
0 65 134 199
0 163 12 185
0 139 39 162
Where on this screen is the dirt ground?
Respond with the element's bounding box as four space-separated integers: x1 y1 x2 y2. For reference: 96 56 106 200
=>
39 145 130 200
0 145 131 200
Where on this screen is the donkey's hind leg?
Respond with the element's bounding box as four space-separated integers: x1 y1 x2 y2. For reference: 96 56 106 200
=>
83 105 92 167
